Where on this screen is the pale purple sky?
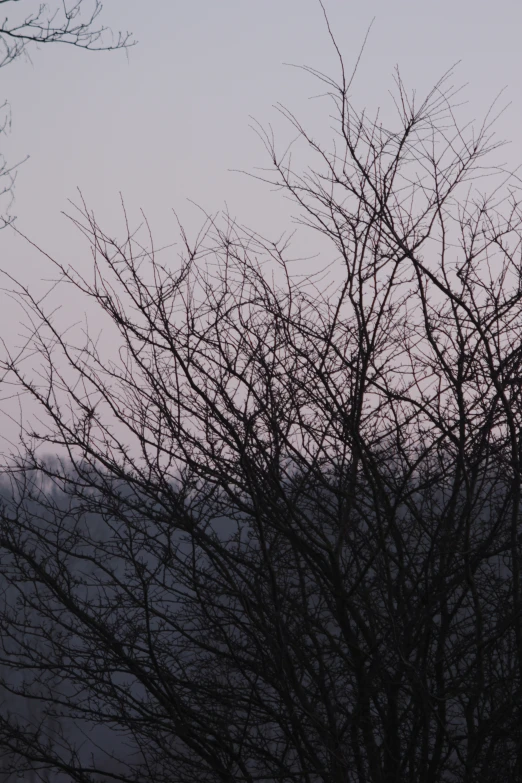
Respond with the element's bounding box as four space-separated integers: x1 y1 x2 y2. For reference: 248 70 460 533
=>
3 0 522 254
0 0 521 446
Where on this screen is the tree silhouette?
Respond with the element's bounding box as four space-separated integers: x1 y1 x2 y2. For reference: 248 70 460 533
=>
0 40 522 783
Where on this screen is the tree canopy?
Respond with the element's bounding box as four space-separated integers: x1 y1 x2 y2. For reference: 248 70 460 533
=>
1 36 522 783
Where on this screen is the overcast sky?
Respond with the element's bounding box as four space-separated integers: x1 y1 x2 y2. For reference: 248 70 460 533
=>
0 0 521 446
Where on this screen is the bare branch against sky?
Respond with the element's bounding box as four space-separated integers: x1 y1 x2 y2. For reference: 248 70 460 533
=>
0 0 134 222
0 2 522 781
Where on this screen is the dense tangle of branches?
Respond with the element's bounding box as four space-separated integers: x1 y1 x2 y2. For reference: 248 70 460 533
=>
0 49 522 783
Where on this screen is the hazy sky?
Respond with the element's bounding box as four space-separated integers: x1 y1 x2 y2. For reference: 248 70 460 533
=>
0 0 521 445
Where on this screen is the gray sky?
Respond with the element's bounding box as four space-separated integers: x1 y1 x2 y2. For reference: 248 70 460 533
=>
0 0 521 445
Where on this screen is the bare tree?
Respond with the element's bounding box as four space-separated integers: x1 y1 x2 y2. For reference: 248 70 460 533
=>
0 36 522 783
0 5 134 779
0 0 134 221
